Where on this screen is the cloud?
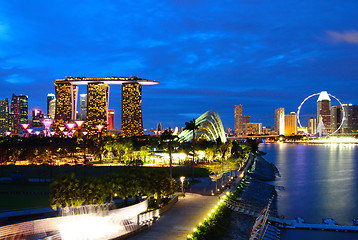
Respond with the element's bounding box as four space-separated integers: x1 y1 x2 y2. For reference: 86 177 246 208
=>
4 73 33 84
326 30 358 44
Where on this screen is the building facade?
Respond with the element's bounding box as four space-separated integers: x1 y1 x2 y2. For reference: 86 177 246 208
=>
54 82 78 124
108 109 115 130
121 82 143 136
32 109 44 127
48 99 56 120
234 105 243 136
317 91 331 134
79 94 87 121
275 107 285 135
47 93 55 117
10 94 28 133
308 117 317 135
245 123 262 135
0 98 9 133
284 112 297 136
86 82 109 134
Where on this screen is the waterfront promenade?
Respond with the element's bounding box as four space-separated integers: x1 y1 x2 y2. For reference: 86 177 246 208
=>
129 193 219 240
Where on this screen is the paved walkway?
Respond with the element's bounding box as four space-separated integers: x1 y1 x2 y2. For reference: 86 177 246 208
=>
129 193 219 240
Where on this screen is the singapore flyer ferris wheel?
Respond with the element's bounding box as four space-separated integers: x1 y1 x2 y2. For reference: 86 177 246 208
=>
297 91 345 136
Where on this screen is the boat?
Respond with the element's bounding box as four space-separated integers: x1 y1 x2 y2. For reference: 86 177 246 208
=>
322 218 337 225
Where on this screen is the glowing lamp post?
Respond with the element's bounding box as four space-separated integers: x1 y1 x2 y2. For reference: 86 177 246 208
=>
180 176 185 195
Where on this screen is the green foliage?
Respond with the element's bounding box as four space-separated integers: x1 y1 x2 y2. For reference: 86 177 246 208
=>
49 169 178 210
188 204 231 240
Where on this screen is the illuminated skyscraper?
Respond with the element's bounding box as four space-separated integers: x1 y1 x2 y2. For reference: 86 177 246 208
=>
121 82 143 136
242 115 250 135
54 76 158 136
284 112 297 136
54 82 78 124
234 105 243 136
308 117 317 135
87 82 109 134
108 109 115 130
275 107 285 135
48 99 56 120
0 98 9 133
156 122 163 132
32 109 44 127
79 94 87 121
47 93 55 117
10 94 28 133
317 91 331 134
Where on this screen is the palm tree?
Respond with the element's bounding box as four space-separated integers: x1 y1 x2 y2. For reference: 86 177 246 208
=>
184 119 200 179
161 128 176 177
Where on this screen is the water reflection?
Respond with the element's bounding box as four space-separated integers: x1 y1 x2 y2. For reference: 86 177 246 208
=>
260 144 358 239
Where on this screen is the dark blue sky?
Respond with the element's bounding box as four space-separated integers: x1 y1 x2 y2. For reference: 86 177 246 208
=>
1 1 357 130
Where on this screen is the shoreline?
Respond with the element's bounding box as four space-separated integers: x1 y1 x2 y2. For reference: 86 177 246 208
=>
221 152 280 240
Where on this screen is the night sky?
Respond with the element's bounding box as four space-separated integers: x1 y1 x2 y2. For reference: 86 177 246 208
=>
1 1 357 130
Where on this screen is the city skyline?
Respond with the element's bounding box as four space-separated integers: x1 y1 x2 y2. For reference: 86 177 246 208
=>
0 1 357 129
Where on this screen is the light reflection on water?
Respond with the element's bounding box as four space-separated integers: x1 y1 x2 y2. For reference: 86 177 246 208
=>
260 143 358 240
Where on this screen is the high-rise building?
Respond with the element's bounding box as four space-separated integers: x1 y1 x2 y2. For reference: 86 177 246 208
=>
54 82 78 124
234 105 243 136
87 82 109 134
108 109 115 130
284 112 297 136
245 123 262 135
242 115 250 135
331 104 354 133
275 108 285 135
47 93 55 117
32 109 44 127
54 76 158 136
10 94 28 133
308 117 317 135
48 99 56 120
121 82 143 136
0 98 9 133
352 105 358 132
79 94 87 121
317 91 331 134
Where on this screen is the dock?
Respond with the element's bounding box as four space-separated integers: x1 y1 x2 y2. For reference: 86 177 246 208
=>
225 199 358 233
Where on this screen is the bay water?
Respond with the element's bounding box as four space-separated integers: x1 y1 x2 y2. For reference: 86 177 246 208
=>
260 143 358 240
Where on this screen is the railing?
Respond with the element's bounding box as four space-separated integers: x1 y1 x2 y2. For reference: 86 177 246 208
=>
137 195 178 225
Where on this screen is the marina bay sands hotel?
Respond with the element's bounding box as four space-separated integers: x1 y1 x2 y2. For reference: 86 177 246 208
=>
53 76 158 136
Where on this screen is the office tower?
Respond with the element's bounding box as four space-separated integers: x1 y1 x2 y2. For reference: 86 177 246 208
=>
47 93 55 117
108 109 115 130
54 82 78 123
0 98 9 133
79 94 87 121
284 112 297 136
352 105 358 132
234 105 243 136
32 109 44 127
242 115 250 135
308 117 317 135
317 91 331 134
10 94 28 133
245 123 262 135
275 108 285 135
87 82 109 134
331 104 353 133
48 99 56 120
121 82 143 136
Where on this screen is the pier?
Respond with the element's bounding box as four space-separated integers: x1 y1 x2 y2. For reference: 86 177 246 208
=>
225 199 358 233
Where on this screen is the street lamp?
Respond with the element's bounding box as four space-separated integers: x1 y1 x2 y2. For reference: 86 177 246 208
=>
180 176 185 195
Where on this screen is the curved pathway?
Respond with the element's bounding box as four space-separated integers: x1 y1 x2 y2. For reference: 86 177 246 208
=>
129 193 219 240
